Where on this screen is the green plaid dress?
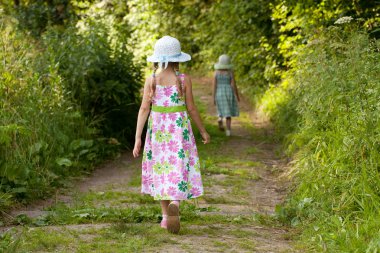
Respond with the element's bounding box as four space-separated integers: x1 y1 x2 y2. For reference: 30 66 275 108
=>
215 73 239 117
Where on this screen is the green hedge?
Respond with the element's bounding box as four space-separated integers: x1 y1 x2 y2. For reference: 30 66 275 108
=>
263 25 380 252
0 5 142 210
0 19 102 207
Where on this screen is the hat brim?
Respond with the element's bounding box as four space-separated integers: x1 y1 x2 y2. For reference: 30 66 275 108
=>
147 52 191 63
214 63 233 70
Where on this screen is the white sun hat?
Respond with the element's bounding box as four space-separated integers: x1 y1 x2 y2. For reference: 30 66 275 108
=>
214 54 233 70
147 36 191 69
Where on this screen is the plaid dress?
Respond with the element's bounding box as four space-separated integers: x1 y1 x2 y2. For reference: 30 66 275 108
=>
215 72 239 117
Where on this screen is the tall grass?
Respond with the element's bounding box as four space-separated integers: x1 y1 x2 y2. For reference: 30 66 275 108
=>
42 8 142 143
0 16 120 210
0 1 143 210
261 25 380 251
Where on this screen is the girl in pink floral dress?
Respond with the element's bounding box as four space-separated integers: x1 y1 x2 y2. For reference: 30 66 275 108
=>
133 36 210 234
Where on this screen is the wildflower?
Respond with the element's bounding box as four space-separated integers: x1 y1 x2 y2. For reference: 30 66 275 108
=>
334 16 353 25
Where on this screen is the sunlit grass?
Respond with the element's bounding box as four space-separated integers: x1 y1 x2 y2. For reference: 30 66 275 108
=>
261 29 380 252
2 77 287 252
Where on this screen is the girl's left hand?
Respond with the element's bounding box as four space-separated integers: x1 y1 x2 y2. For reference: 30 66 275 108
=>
201 131 211 144
133 139 142 158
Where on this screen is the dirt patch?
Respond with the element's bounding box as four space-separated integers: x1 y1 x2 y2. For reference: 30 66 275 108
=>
191 76 295 251
156 224 293 253
7 153 135 222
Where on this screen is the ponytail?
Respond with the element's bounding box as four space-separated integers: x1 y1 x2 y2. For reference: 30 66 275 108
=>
173 63 185 97
149 63 159 101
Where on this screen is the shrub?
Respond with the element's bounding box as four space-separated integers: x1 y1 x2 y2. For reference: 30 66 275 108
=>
42 8 142 145
267 25 380 251
0 17 108 206
0 6 142 209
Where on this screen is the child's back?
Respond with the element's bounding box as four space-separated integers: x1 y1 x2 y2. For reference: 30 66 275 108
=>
213 55 240 136
141 70 203 201
133 36 210 234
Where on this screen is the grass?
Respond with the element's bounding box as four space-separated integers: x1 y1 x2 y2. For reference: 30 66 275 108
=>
3 207 276 252
260 28 380 252
1 78 292 252
0 15 122 214
79 190 157 205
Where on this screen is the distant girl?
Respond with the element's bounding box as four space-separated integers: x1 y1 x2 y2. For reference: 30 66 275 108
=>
213 54 240 136
133 36 210 234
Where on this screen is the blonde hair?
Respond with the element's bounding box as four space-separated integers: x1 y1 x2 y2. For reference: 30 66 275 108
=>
149 63 159 101
149 62 185 101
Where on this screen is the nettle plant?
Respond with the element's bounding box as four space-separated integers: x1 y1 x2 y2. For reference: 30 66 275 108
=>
275 25 380 251
0 21 95 204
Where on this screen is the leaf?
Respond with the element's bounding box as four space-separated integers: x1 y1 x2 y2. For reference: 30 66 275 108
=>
0 124 24 145
73 213 91 218
11 187 27 193
29 141 48 155
78 149 89 157
70 139 94 151
291 217 300 227
56 158 73 167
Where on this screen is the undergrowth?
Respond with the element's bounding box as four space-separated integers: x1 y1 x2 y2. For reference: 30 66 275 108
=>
0 6 142 211
261 24 380 252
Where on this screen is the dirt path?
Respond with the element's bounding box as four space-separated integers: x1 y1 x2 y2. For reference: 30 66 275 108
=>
2 76 296 253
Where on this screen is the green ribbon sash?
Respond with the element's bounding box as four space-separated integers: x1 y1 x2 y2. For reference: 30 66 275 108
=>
151 105 186 113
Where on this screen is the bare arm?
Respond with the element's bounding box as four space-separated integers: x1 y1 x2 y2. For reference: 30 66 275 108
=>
133 77 152 157
185 76 210 144
212 72 217 105
230 71 240 101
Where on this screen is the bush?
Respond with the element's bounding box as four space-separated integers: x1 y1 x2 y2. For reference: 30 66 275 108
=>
0 17 109 206
266 25 380 251
0 5 142 209
42 8 142 145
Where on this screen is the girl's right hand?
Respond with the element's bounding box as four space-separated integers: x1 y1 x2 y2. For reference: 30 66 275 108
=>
201 131 211 144
133 139 141 158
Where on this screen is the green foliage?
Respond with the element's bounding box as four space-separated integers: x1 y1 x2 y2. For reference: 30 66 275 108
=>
43 5 142 143
1 1 380 250
197 0 278 95
2 0 74 36
0 17 111 207
127 0 278 99
0 229 21 253
265 25 380 251
0 2 143 210
270 0 380 80
125 0 212 71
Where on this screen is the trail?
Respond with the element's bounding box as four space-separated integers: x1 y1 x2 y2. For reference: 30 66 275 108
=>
2 76 296 253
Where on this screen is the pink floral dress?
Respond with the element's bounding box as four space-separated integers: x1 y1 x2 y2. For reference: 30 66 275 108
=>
141 74 204 200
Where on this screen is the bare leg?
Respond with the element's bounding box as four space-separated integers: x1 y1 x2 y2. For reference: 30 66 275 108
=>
218 117 224 131
160 200 170 215
160 200 170 228
226 117 232 130
167 200 181 233
226 117 232 136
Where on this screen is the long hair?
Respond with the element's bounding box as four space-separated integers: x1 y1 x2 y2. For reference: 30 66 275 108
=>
173 62 185 98
149 62 184 101
149 63 159 101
